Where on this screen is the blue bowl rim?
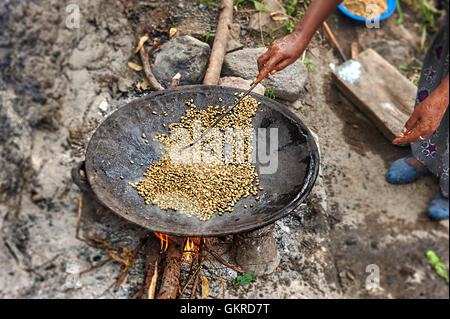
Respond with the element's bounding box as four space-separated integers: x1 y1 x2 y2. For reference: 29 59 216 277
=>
338 0 397 22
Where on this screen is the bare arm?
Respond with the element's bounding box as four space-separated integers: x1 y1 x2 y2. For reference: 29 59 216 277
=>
255 0 343 83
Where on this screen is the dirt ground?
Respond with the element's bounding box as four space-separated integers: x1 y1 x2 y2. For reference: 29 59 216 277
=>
0 0 448 299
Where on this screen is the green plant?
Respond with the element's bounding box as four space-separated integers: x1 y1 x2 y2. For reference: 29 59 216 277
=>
396 0 404 24
282 19 297 34
198 0 213 4
232 274 256 288
399 64 422 86
427 250 449 283
282 0 298 16
419 0 438 30
417 0 445 50
278 0 310 35
252 0 268 12
398 65 422 72
204 31 211 43
419 23 428 50
264 87 276 99
303 58 316 72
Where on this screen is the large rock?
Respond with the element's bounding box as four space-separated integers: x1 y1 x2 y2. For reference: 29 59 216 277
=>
218 76 265 95
248 0 287 34
152 35 211 88
222 48 307 101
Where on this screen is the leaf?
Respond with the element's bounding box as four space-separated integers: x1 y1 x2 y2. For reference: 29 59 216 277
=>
201 271 210 299
169 27 177 38
426 250 449 283
134 34 149 54
128 61 143 72
233 273 256 287
252 1 267 12
399 65 421 72
205 31 211 43
396 0 404 24
420 24 428 50
303 58 316 72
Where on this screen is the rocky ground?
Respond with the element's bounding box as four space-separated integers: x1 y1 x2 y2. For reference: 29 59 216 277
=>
0 0 448 299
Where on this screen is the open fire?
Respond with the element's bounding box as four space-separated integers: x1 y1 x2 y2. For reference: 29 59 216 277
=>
154 233 205 262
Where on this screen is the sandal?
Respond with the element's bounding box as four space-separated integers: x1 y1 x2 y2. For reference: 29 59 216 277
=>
386 155 428 184
428 193 449 220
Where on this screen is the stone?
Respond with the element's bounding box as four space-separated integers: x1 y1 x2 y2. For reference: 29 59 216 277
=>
152 35 211 88
248 0 287 34
218 76 265 95
222 48 307 101
227 23 244 52
0 92 33 200
231 225 280 275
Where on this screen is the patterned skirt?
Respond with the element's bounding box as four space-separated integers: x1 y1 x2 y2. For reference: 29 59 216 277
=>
411 13 449 198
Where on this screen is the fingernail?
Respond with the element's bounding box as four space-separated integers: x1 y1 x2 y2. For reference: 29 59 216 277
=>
270 70 276 75
401 127 407 133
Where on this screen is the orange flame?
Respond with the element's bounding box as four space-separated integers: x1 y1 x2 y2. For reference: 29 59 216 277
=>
154 232 169 252
154 233 207 262
184 237 195 262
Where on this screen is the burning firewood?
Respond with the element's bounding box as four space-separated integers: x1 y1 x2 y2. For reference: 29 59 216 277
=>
157 237 184 299
148 261 158 299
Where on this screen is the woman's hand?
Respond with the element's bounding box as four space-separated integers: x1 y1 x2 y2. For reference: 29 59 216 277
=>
254 0 343 84
393 75 449 144
255 32 307 83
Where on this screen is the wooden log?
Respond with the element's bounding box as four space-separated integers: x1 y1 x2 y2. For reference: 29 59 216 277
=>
331 49 417 141
148 260 158 299
157 239 184 299
203 0 234 85
141 235 162 299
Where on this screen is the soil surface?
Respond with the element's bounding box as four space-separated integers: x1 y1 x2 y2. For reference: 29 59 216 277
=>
0 0 448 299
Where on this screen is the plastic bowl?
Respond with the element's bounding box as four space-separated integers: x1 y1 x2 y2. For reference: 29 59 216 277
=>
338 0 397 22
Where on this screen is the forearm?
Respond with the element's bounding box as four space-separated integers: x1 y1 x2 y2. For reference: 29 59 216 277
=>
433 75 449 112
255 0 343 82
292 0 343 43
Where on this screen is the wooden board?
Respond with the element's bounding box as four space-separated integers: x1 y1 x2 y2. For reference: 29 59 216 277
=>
331 48 417 141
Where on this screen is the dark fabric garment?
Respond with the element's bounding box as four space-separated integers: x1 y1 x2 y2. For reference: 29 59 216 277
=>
411 13 449 198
